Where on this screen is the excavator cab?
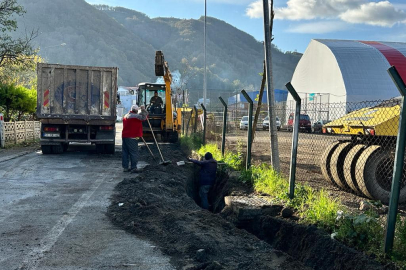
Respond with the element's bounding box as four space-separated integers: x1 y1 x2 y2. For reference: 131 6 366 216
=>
137 82 181 142
138 83 166 115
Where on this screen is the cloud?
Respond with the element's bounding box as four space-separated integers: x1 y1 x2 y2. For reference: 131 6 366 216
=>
190 0 253 4
275 0 364 20
340 1 406 27
246 0 263 18
246 0 406 28
287 21 348 34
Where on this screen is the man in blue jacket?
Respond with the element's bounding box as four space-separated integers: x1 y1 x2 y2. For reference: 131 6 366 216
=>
188 152 217 210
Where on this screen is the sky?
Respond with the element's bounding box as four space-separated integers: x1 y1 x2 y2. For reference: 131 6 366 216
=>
85 0 406 54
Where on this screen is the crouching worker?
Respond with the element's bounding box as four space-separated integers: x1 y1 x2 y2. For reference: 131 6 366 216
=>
188 152 217 210
122 105 148 173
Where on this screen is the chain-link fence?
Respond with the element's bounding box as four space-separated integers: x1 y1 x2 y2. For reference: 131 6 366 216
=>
203 99 406 207
182 95 406 255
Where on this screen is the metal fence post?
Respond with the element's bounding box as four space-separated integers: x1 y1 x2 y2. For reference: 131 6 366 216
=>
285 82 301 199
201 104 207 145
186 110 192 136
385 66 406 253
193 106 198 134
241 90 253 169
219 97 227 157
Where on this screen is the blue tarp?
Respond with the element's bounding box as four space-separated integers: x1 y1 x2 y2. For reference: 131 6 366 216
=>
228 89 288 105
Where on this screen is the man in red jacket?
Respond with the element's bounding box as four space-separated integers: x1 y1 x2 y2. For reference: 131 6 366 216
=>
122 105 148 173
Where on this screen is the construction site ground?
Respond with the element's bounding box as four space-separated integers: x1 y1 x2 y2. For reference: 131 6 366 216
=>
0 124 393 269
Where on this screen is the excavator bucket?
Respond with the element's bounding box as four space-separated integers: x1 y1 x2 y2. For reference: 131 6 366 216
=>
155 51 165 76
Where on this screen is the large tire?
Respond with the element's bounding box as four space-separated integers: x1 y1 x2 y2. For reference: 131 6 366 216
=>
161 132 168 143
96 144 105 154
168 132 178 143
105 144 115 154
41 145 53 155
356 145 406 204
320 141 341 186
343 144 366 195
52 144 63 154
330 142 353 190
63 143 69 152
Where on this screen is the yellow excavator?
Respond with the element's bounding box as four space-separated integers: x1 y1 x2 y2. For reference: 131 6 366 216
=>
320 97 406 204
137 51 182 142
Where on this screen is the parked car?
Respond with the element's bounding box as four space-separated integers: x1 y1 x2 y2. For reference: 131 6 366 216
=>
262 116 281 131
287 113 312 132
239 116 249 130
312 120 331 133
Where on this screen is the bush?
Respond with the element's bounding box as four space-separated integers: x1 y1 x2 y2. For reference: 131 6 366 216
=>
179 133 203 153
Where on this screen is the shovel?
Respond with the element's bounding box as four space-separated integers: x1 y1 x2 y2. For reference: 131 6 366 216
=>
146 118 171 165
141 137 158 164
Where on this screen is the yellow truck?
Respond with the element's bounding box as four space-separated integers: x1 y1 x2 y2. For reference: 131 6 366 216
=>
320 97 406 204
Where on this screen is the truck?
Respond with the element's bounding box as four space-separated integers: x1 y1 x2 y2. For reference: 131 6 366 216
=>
36 63 118 154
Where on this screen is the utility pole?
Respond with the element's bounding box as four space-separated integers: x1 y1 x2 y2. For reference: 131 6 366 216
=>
203 0 207 107
263 0 280 172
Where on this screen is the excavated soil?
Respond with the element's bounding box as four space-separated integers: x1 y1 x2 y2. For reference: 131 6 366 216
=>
107 143 390 270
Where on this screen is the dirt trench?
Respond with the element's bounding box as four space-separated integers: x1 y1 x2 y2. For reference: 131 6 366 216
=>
106 143 390 270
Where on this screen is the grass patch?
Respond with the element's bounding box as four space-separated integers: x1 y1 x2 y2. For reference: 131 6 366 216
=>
196 143 244 171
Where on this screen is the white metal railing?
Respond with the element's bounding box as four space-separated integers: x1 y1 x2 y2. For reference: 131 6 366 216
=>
0 120 41 148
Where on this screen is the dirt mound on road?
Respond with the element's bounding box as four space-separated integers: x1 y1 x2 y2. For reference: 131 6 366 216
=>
107 143 310 270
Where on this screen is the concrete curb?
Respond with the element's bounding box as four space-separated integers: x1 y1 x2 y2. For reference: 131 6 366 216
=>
0 150 35 163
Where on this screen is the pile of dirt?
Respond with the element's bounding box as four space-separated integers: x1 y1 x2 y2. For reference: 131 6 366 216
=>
107 143 390 270
107 143 310 270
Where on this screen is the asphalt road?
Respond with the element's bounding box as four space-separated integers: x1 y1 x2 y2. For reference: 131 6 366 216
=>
0 123 175 270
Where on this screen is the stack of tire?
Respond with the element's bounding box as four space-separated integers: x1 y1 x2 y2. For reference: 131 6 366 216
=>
320 141 406 205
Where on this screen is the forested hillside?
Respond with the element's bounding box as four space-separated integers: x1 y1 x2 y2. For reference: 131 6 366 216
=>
12 0 301 102
13 0 156 86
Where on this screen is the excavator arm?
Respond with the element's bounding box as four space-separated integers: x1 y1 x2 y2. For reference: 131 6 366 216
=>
155 51 174 131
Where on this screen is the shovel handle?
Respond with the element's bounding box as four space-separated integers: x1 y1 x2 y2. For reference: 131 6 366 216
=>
146 118 166 162
141 137 157 162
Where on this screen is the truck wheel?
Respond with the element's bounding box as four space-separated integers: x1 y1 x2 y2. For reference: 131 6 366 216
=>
330 142 353 190
52 144 63 154
41 145 53 155
356 145 406 204
320 141 340 187
105 144 115 154
96 144 105 154
63 143 69 152
343 144 366 195
168 132 178 143
161 132 168 143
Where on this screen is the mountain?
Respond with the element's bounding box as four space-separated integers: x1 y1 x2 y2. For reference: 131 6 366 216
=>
12 0 302 104
14 0 156 86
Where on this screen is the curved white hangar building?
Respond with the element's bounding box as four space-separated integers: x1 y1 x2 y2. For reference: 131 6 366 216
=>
287 39 406 120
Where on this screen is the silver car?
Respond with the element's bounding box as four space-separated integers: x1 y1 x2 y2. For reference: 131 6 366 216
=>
262 116 281 131
239 116 249 130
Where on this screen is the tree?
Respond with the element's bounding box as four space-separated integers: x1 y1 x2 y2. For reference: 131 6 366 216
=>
0 0 37 67
0 54 42 89
0 83 36 121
